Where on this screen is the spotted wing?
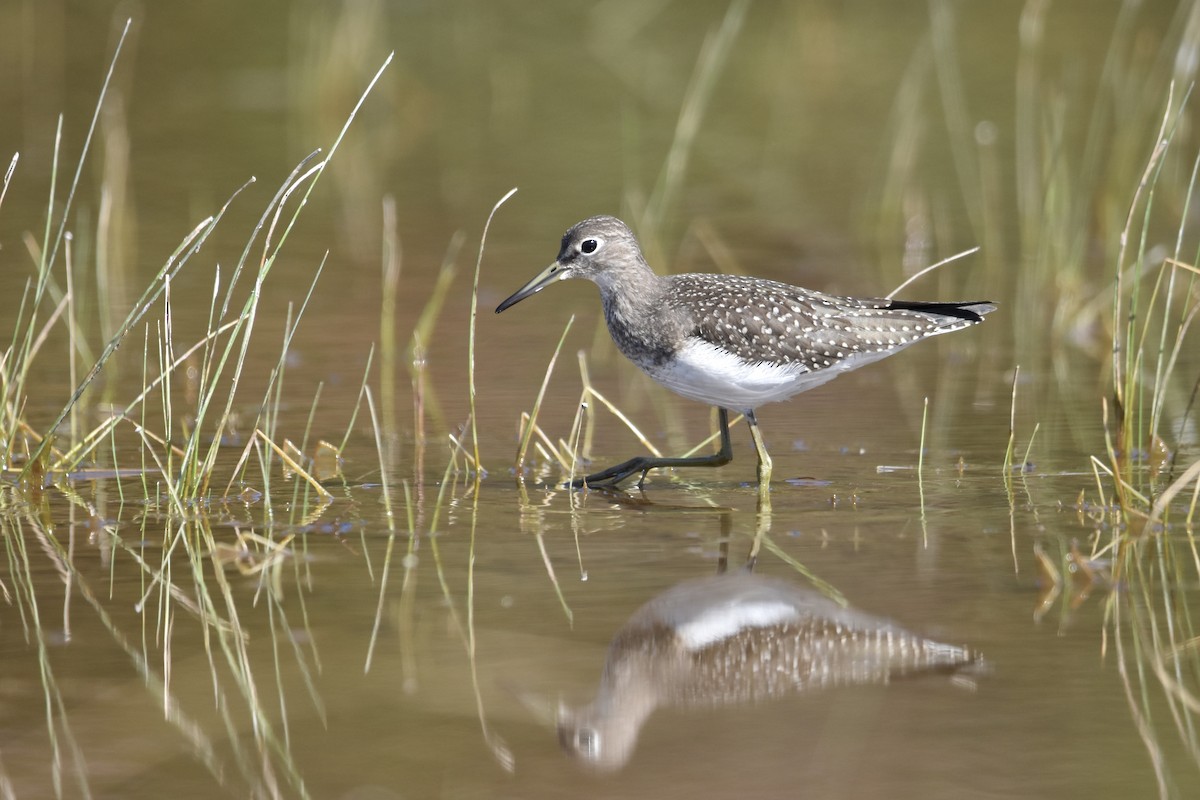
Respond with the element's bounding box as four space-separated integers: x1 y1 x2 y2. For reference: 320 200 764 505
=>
667 273 992 373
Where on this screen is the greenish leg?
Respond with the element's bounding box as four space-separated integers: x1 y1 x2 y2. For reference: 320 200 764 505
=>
746 410 772 487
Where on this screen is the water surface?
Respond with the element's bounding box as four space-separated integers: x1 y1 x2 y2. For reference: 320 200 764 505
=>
1 2 1198 798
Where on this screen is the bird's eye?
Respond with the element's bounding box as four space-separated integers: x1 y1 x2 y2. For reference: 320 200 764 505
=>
579 237 601 255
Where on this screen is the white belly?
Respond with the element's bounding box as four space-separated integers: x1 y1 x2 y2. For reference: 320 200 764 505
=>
644 339 841 413
675 599 800 651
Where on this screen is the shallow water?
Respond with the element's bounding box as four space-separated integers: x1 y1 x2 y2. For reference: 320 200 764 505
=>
2 2 1199 798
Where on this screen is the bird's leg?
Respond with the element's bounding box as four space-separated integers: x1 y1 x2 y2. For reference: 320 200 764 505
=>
569 408 733 489
716 511 733 574
747 503 768 568
746 410 773 487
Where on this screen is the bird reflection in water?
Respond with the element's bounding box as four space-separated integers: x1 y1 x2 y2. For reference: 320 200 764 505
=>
557 570 983 771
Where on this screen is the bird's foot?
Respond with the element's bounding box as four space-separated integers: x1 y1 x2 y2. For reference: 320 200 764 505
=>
566 456 654 490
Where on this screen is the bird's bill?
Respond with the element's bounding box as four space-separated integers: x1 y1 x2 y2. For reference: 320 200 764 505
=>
495 261 564 313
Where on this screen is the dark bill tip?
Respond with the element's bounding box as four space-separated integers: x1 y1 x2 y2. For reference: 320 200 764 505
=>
495 285 539 313
495 262 562 314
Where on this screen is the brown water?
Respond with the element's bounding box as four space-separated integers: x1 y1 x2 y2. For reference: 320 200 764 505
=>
2 1 1199 798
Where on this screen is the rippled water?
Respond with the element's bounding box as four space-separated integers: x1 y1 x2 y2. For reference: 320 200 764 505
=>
2 2 1198 798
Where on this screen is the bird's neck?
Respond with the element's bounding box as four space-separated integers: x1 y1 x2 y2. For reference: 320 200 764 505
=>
594 265 679 366
594 262 663 314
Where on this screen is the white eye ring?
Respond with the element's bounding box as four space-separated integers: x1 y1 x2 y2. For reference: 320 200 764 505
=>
578 237 603 255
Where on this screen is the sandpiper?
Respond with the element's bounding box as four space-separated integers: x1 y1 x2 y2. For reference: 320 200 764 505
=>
557 570 982 771
496 215 994 488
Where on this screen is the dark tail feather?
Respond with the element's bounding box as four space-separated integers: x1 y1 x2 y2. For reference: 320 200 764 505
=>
888 299 996 323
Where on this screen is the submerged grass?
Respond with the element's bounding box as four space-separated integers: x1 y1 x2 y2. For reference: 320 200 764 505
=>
0 32 557 785
1105 86 1200 525
0 29 411 796
864 13 1200 785
1094 82 1200 794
